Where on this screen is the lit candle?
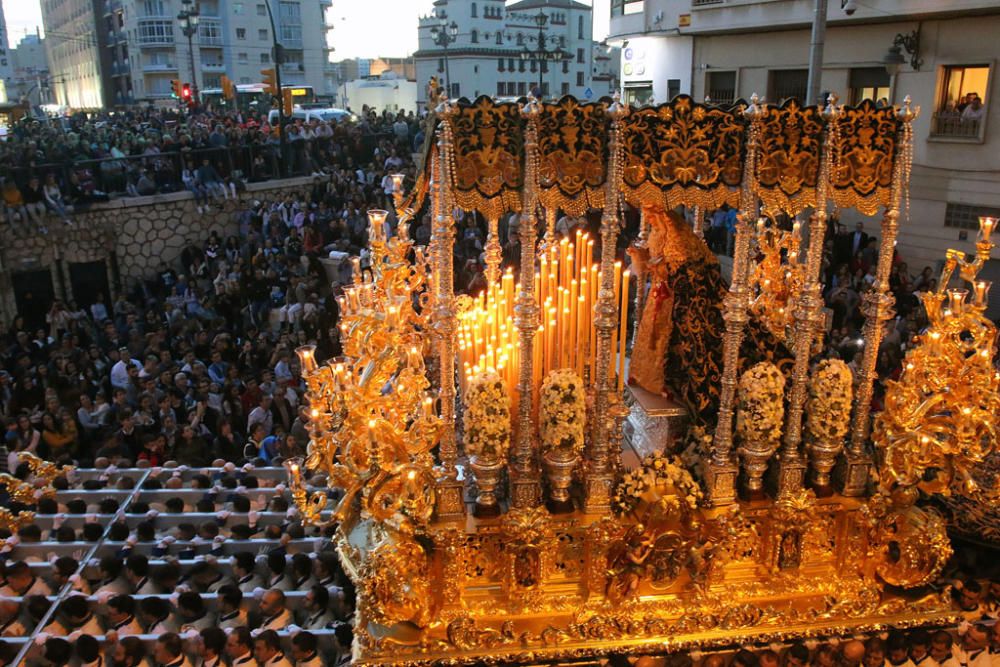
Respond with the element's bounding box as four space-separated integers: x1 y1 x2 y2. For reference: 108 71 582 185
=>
947 288 969 314
296 344 318 373
391 173 405 194
974 280 992 307
368 209 388 243
351 258 362 284
980 216 997 243
927 331 942 354
618 270 630 392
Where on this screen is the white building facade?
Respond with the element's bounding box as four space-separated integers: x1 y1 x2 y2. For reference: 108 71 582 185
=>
43 0 335 107
606 0 1000 274
8 33 51 105
414 0 614 106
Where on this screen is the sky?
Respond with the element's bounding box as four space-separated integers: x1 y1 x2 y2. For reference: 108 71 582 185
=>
2 0 608 56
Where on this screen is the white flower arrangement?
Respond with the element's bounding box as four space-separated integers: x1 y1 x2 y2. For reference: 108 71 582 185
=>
805 359 853 444
736 361 785 445
612 450 703 516
539 369 586 457
462 371 512 463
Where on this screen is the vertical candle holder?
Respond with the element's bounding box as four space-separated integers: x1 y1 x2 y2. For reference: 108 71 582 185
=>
779 94 840 500
707 93 763 507
845 97 917 496
585 92 627 513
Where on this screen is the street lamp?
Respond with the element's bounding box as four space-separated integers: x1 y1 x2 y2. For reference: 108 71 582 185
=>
177 0 200 104
521 9 569 99
430 19 459 98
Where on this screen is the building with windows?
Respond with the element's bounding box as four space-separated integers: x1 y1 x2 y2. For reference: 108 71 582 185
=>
7 32 52 106
42 0 336 107
414 0 616 107
606 0 1000 271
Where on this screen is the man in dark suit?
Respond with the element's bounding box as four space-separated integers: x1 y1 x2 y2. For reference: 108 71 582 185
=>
851 222 870 258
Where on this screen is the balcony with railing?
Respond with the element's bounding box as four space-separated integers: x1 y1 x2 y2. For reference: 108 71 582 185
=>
930 113 983 140
202 62 226 72
143 61 178 72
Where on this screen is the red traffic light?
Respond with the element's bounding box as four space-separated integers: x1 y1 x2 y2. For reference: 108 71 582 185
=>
181 84 192 100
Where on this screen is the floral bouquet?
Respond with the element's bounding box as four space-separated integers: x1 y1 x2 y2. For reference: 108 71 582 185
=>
539 369 587 458
736 361 785 492
612 450 702 519
462 370 512 464
805 359 853 487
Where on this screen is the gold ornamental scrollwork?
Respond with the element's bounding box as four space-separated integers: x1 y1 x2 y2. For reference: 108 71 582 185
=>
830 99 900 215
620 95 745 211
756 99 824 218
536 96 609 216
449 95 525 219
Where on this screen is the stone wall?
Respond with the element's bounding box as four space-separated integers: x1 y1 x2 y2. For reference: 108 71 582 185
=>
0 176 318 324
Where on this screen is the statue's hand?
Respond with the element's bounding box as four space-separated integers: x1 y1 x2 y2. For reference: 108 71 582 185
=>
627 245 650 274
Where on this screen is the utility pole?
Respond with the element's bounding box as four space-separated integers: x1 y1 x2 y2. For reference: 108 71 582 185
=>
263 0 287 176
805 0 828 106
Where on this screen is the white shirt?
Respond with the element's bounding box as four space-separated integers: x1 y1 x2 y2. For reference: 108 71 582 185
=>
110 358 141 389
0 616 27 638
218 608 248 630
265 655 293 667
302 609 333 630
260 607 293 631
110 614 144 636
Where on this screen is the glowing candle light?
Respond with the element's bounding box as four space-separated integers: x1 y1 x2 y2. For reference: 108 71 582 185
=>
296 344 318 373
974 280 992 307
980 216 997 243
618 270 630 392
390 173 405 194
367 209 388 243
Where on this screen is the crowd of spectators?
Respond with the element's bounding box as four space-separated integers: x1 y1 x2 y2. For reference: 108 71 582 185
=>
0 104 424 235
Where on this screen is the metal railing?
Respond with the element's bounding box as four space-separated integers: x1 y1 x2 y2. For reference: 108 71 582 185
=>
931 112 982 139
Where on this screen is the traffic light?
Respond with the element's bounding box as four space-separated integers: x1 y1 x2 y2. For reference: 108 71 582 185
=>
171 79 183 99
221 75 235 100
282 88 293 115
261 68 277 96
181 83 192 102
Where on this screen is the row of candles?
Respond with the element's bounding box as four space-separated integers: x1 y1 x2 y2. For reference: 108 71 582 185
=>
457 229 631 404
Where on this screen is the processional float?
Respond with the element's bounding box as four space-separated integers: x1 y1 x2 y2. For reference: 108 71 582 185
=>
287 88 1000 665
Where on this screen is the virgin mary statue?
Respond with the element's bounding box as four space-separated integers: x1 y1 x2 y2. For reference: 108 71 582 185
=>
628 206 790 425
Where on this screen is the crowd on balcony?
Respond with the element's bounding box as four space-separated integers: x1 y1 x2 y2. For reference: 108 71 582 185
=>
0 104 425 236
934 92 986 137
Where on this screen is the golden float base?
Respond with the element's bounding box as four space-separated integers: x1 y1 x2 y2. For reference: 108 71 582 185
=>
337 495 957 666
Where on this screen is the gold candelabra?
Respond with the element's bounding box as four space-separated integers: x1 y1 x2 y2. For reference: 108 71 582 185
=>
292 207 441 533
747 217 805 344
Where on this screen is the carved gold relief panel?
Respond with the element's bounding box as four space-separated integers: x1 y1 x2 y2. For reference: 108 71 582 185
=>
830 99 900 216
757 99 824 217
536 96 609 216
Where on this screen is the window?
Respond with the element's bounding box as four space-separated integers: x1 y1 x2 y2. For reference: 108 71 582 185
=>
199 21 222 44
518 59 524 72
498 58 504 72
577 48 584 63
260 52 269 63
576 71 584 86
259 28 268 40
137 19 173 43
932 64 990 139
233 2 243 13
471 29 478 43
518 81 526 95
239 76 251 84
142 0 164 16
848 67 890 105
707 70 736 105
516 32 523 46
508 58 514 71
238 52 248 63
471 2 476 17
944 203 1000 231
562 82 570 95
256 3 267 15
578 15 584 39
611 0 643 17
204 75 221 88
450 82 460 98
438 58 444 73
768 69 808 103
278 1 300 22
280 24 301 43
497 82 506 96
496 32 502 44
562 61 568 74
236 27 246 39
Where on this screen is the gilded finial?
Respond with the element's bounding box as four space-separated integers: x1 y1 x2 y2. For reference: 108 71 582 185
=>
822 92 839 120
897 95 918 122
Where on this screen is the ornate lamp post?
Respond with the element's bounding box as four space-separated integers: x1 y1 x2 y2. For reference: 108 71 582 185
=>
430 20 459 98
177 0 201 104
521 9 571 99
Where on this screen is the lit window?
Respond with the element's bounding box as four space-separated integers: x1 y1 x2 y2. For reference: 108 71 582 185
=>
932 64 990 140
